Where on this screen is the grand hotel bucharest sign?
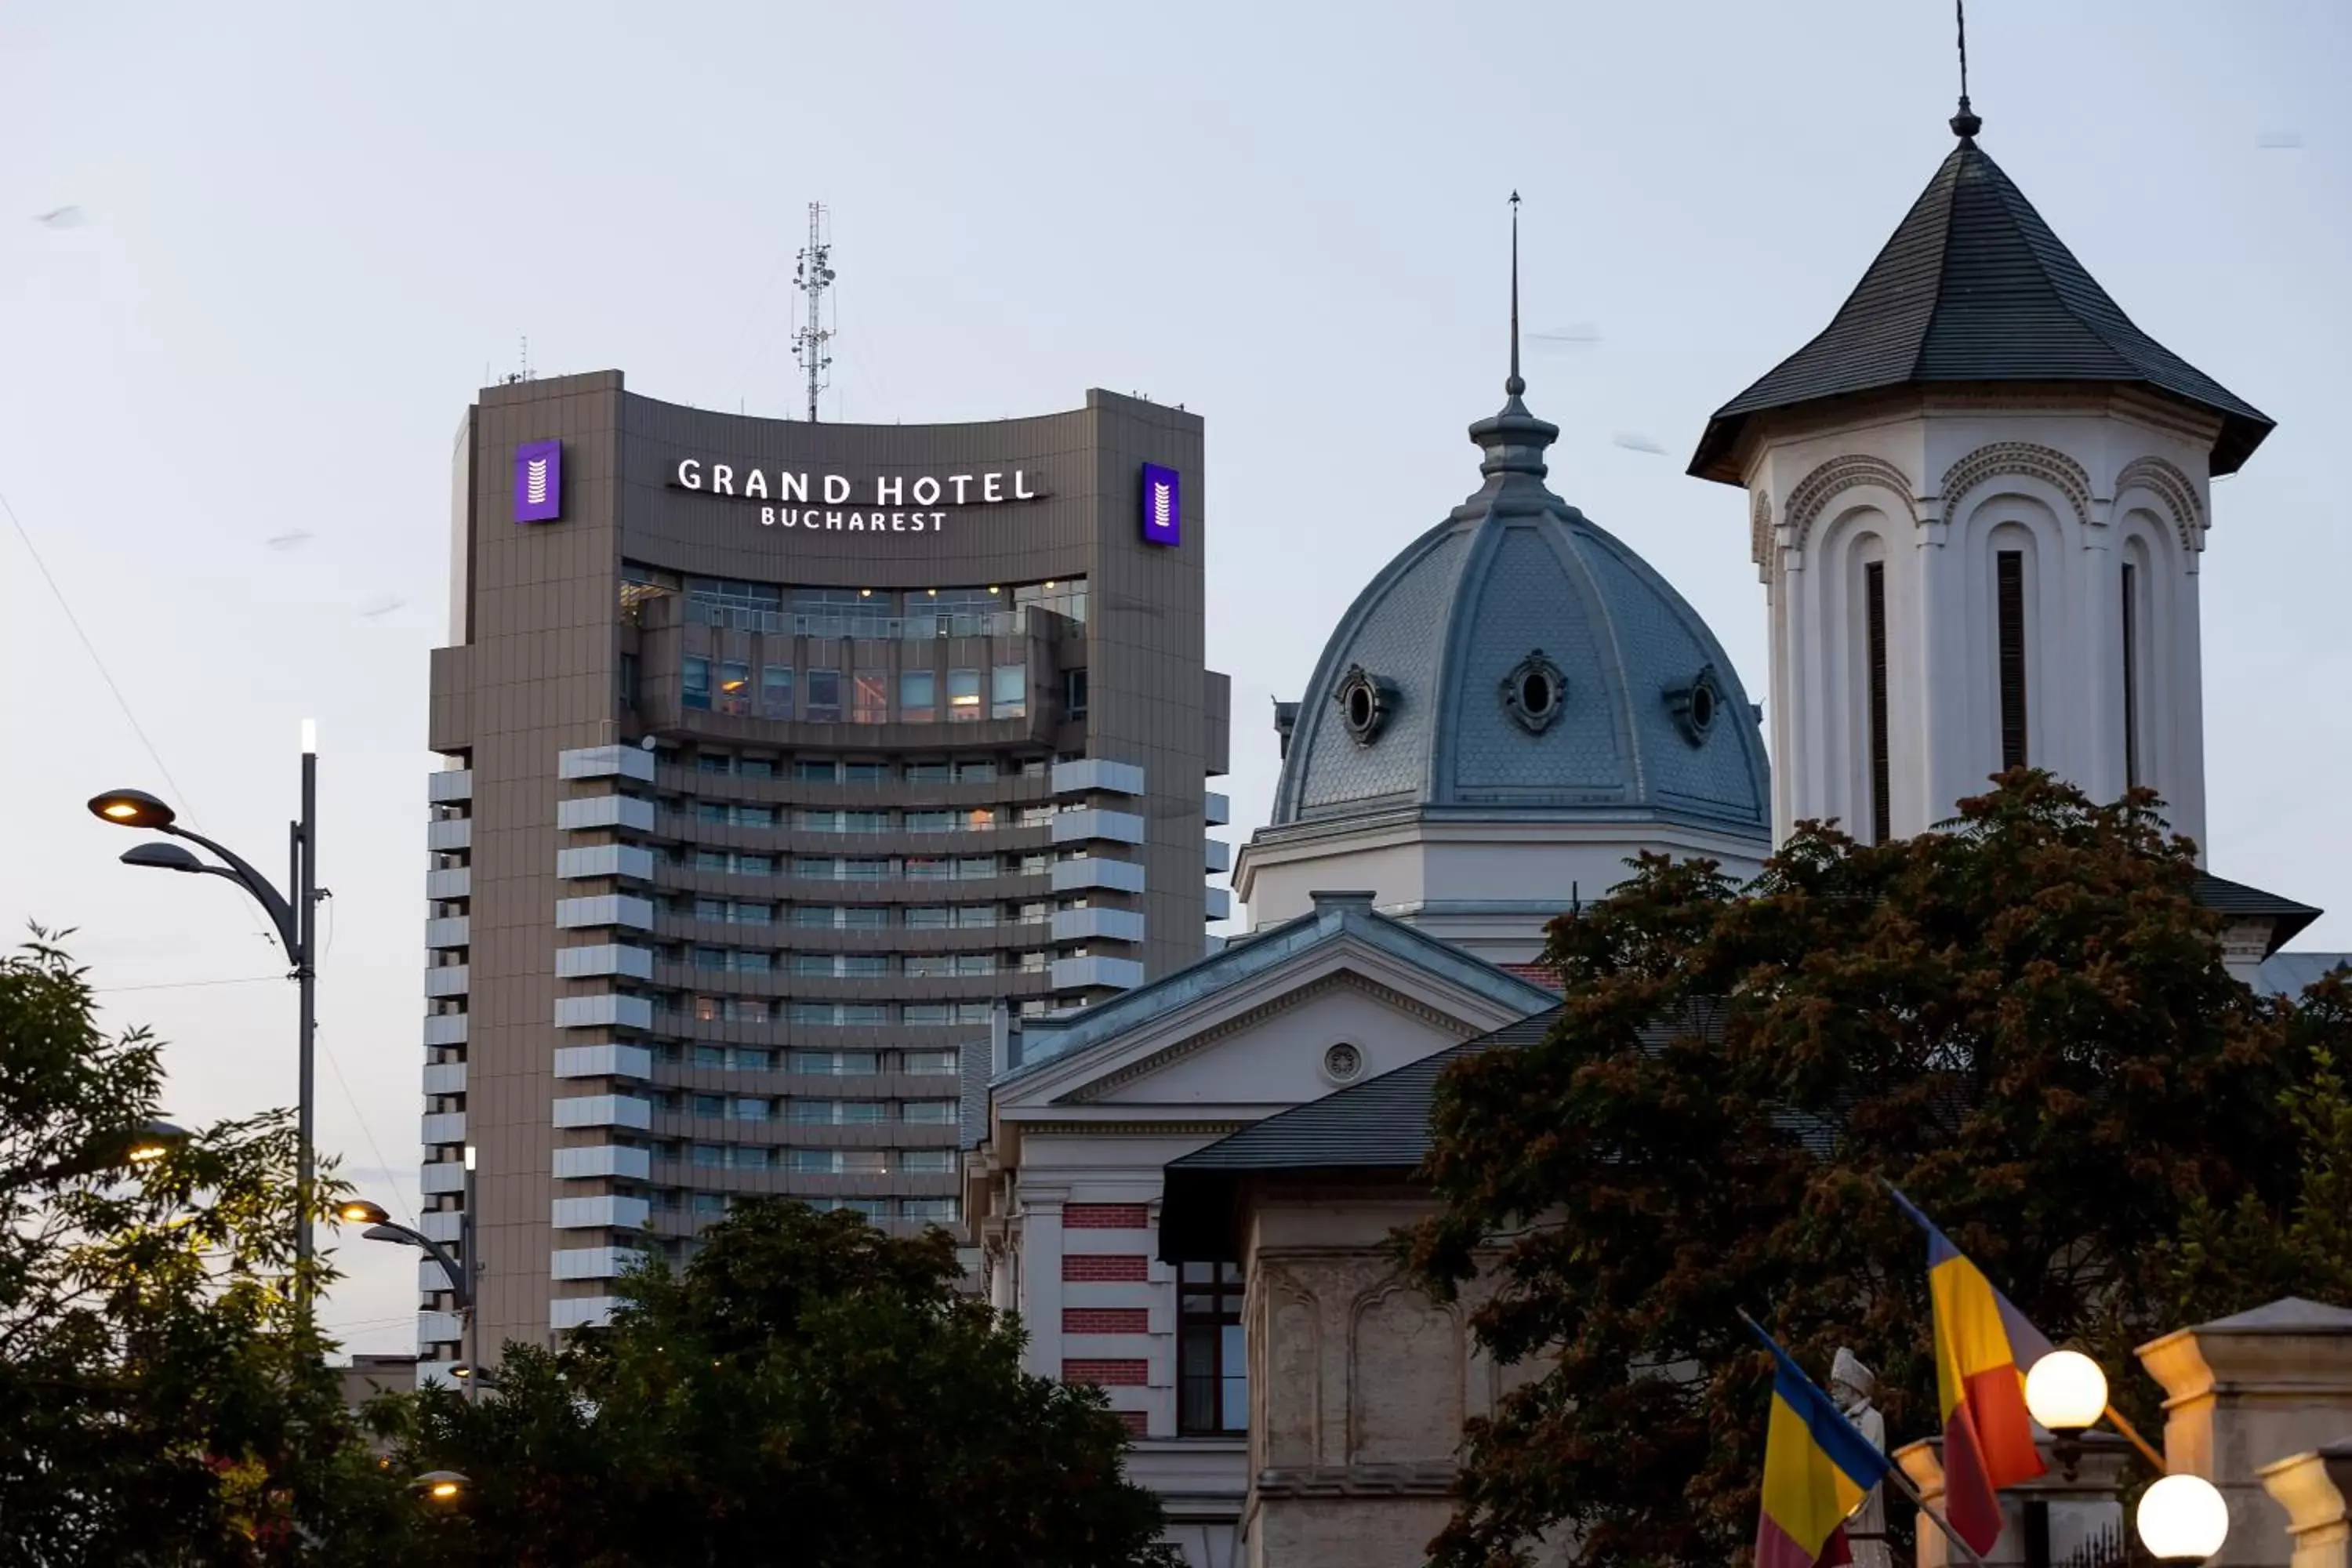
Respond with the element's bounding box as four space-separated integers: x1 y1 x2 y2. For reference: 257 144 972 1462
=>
669 457 1043 533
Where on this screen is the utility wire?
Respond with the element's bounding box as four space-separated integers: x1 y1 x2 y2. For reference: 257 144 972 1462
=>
96 975 285 993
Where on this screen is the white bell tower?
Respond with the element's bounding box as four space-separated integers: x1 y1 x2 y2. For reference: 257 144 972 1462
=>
1688 107 2270 858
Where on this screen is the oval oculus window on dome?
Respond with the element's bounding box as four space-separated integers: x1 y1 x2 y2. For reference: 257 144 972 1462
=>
1500 649 1568 735
1664 663 1727 747
1334 664 1396 746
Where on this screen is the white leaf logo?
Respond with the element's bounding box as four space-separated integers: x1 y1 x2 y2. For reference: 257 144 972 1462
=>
1151 481 1171 532
525 457 550 506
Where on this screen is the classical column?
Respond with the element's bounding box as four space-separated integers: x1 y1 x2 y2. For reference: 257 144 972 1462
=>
2139 1298 2352 1566
1019 1189 1067 1380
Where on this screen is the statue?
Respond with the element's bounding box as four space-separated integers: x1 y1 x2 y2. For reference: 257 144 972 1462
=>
1832 1348 1893 1568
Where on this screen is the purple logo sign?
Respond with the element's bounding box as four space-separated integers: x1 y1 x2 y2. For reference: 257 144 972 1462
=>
513 439 563 524
1141 463 1181 547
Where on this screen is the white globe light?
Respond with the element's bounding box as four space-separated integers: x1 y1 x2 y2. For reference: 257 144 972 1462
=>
2137 1473 2229 1563
2024 1349 2110 1432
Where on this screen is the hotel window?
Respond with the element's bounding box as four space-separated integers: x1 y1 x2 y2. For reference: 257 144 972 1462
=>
1065 668 1089 717
902 1198 960 1223
956 760 998 782
683 656 713 711
787 1149 836 1174
900 1150 956 1174
793 857 837 880
736 854 775 876
806 669 843 724
907 858 951 882
1179 1263 1248 1436
691 1044 727 1069
732 1097 771 1121
739 756 775 779
1996 550 2028 771
853 670 888 725
840 1003 887 1025
948 669 982 720
956 856 996 880
899 670 937 724
904 760 951 783
905 906 951 928
843 858 891 880
735 804 776 829
787 1099 838 1125
844 760 888 784
991 664 1027 720
735 1047 772 1069
619 652 638 709
839 1102 887 1125
796 759 839 783
693 1192 728 1216
906 954 956 978
904 1050 960 1076
697 751 733 773
733 1146 772 1171
691 1094 726 1120
903 1004 952 1024
902 1101 957 1124
839 1150 888 1176
691 1143 724 1168
956 906 997 928
717 661 752 717
760 666 794 720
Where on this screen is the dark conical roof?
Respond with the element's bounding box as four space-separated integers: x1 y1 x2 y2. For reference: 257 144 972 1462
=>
1690 138 2273 482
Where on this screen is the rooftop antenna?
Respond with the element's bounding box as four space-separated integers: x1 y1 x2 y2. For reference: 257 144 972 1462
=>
521 334 532 381
790 203 836 421
1508 191 1524 398
1951 0 1981 139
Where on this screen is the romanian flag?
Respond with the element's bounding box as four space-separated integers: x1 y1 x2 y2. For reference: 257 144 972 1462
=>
1887 1185 2053 1553
1747 1318 1894 1568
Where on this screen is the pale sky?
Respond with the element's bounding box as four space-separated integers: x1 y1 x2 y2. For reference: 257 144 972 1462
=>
4 2 2346 1353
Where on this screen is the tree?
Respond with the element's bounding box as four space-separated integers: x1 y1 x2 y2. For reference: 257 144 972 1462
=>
384 1198 1180 1568
1406 775 2345 1567
0 931 420 1565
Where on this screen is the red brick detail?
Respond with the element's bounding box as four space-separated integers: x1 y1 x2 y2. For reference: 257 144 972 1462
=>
1065 1307 1150 1334
1501 961 1562 993
1116 1410 1149 1436
1064 1359 1149 1387
1065 1203 1149 1229
1062 1253 1149 1283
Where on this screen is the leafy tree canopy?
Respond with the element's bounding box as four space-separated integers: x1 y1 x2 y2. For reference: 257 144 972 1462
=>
1407 775 2352 1567
0 932 416 1565
385 1198 1180 1568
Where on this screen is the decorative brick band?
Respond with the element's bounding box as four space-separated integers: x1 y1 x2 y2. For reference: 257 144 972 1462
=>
1065 1307 1150 1334
1116 1410 1149 1436
1064 1359 1149 1387
1063 1254 1149 1283
1065 1203 1150 1229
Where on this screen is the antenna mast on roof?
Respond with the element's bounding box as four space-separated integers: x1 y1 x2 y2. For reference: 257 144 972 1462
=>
791 204 836 421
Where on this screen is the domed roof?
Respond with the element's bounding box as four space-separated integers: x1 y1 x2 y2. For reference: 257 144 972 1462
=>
1269 374 1770 838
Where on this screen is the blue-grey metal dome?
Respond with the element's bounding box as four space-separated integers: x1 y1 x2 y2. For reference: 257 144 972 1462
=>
1269 383 1771 837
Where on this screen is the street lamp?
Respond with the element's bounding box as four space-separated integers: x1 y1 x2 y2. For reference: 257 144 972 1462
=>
2137 1473 2230 1563
27 1118 191 1184
88 723 321 1292
342 1199 480 1399
2024 1348 2110 1479
412 1470 470 1503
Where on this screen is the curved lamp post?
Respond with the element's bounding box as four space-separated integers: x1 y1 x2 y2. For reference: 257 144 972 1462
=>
89 728 320 1294
341 1199 482 1398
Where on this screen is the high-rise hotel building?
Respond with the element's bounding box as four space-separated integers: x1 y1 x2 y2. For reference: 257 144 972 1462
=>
418 372 1229 1375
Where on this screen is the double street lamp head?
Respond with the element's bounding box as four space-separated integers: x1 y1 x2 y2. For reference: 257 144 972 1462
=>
88 789 177 830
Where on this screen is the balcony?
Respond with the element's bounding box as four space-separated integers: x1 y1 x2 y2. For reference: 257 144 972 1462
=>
554 1144 652 1181
423 1013 468 1047
419 1210 462 1243
419 1160 466 1196
1205 790 1230 826
552 1094 653 1131
1051 955 1146 992
559 745 656 783
1204 886 1233 921
426 818 472 853
558 793 658 833
554 993 654 1031
553 1044 654 1080
1051 907 1147 944
420 1111 466 1145
424 916 470 949
427 768 473 804
1051 809 1146 847
1204 838 1232 874
551 1247 648 1281
557 844 656 882
550 1296 619 1329
423 965 469 999
556 894 656 931
416 1311 464 1346
555 943 655 980
1052 856 1145 895
424 866 471 900
421 1061 466 1097
1051 758 1145 797
552 1196 652 1231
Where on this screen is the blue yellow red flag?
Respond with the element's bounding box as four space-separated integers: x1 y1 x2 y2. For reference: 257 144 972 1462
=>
1885 1185 2053 1553
1744 1315 1895 1568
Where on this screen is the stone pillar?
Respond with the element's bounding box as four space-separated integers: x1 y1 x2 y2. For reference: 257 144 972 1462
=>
2259 1440 2352 1568
1895 1436 2132 1568
2138 1298 2352 1567
1019 1189 1066 1380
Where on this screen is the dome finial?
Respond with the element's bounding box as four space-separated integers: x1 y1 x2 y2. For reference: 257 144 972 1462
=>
1950 0 1982 139
1507 191 1526 397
